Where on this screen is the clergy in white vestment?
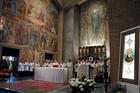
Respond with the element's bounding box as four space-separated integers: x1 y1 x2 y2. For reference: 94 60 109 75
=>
67 59 73 80
61 61 67 68
74 60 81 77
21 62 25 71
24 61 29 71
95 61 99 72
67 59 73 68
35 62 40 67
18 62 22 71
90 61 96 68
81 60 86 65
91 61 97 78
29 62 34 72
48 60 53 67
85 60 90 65
9 61 13 71
98 61 104 72
42 62 47 67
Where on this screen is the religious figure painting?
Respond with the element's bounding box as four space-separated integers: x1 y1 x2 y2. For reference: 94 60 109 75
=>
22 27 30 45
20 48 29 62
2 0 26 20
0 0 58 64
122 33 135 80
46 0 58 34
0 19 16 43
15 0 27 20
29 29 40 49
40 30 46 49
15 24 25 45
7 22 16 44
0 18 29 45
1 20 11 42
25 0 46 26
52 38 57 52
80 1 109 47
2 0 16 17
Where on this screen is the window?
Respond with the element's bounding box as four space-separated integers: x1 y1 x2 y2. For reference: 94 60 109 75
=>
119 28 139 84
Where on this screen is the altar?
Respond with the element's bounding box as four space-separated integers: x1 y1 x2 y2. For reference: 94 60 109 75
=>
34 67 68 83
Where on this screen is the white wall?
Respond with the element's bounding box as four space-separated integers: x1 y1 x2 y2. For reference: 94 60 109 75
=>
126 83 139 93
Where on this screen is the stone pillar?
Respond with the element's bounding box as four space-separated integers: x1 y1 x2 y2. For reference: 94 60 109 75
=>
57 9 64 60
63 6 80 63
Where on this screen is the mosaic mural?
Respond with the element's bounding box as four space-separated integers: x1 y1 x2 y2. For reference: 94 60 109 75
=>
46 1 58 34
0 0 58 63
2 0 26 20
80 1 109 46
80 0 110 57
25 0 46 26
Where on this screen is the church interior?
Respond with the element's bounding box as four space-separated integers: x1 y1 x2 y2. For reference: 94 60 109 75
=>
0 0 140 93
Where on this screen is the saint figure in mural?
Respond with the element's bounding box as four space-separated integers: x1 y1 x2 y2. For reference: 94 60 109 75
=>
2 24 9 41
40 33 46 49
11 0 16 16
15 24 23 44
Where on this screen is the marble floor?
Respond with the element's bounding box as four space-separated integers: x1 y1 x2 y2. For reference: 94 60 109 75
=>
0 75 70 93
0 75 107 93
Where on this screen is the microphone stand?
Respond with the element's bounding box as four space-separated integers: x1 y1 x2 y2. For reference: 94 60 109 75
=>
104 56 110 92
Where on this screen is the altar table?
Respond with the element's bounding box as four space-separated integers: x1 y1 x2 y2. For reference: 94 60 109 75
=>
34 67 68 83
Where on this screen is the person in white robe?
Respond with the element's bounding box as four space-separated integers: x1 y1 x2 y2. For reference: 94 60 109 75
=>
8 61 12 71
81 60 86 65
18 62 22 71
91 61 97 78
98 61 104 72
61 61 67 68
35 62 40 67
85 60 90 65
74 60 81 77
29 62 34 72
21 62 25 71
48 60 53 67
42 62 47 67
24 61 29 71
67 59 73 80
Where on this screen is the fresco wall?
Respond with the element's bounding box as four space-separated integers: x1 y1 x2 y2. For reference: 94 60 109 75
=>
80 0 110 57
0 0 58 64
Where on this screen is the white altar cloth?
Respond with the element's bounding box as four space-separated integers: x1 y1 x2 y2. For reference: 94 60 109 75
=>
34 67 68 83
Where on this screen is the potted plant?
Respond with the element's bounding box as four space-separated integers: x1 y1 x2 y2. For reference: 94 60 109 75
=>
110 82 127 93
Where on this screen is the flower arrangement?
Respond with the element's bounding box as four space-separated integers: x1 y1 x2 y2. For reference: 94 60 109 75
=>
110 82 127 93
69 72 95 93
52 64 59 67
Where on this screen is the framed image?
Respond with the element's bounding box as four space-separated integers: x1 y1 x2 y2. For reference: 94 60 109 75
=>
119 27 139 84
89 57 93 61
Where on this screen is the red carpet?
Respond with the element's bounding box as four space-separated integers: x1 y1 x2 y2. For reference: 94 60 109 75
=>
14 81 54 89
0 80 69 93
